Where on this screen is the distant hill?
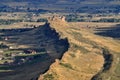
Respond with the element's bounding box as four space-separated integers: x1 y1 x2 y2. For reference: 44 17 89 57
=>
1 0 119 3
0 0 120 13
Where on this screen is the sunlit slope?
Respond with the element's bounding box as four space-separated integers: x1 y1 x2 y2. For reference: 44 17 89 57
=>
38 17 120 80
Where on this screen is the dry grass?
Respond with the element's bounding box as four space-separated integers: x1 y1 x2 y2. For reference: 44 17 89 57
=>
39 18 120 80
38 18 106 80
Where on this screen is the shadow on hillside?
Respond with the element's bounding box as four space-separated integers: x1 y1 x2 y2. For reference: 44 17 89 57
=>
0 23 69 80
91 48 113 80
94 24 120 39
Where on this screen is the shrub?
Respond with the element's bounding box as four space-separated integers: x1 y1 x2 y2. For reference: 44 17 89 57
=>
69 53 76 57
60 63 73 70
43 74 54 80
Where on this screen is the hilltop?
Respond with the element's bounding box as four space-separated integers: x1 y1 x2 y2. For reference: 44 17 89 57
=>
38 16 120 80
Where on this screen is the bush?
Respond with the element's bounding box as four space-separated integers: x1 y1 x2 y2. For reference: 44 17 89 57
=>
69 53 76 57
43 74 54 80
0 19 22 25
60 63 73 70
37 18 48 22
0 43 9 49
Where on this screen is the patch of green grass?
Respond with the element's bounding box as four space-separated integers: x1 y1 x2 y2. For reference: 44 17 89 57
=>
70 31 99 48
0 19 22 25
114 55 120 80
0 65 12 70
71 43 89 54
43 74 54 80
60 62 73 70
115 62 120 74
4 49 22 54
69 53 76 58
17 52 46 57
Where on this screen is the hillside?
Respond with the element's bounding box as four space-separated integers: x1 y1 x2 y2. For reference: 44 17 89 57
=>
0 22 69 80
38 16 120 80
0 0 120 80
0 15 120 80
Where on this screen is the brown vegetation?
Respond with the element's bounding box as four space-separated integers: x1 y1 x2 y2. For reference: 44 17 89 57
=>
39 16 120 80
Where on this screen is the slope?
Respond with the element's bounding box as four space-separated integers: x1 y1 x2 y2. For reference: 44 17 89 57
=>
0 22 69 80
38 16 120 80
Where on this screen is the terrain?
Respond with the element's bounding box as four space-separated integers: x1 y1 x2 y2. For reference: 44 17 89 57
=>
0 20 69 80
0 0 120 80
38 17 120 80
0 14 119 80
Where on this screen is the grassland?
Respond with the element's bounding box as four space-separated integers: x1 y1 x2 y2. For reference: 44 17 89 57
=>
39 17 120 80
